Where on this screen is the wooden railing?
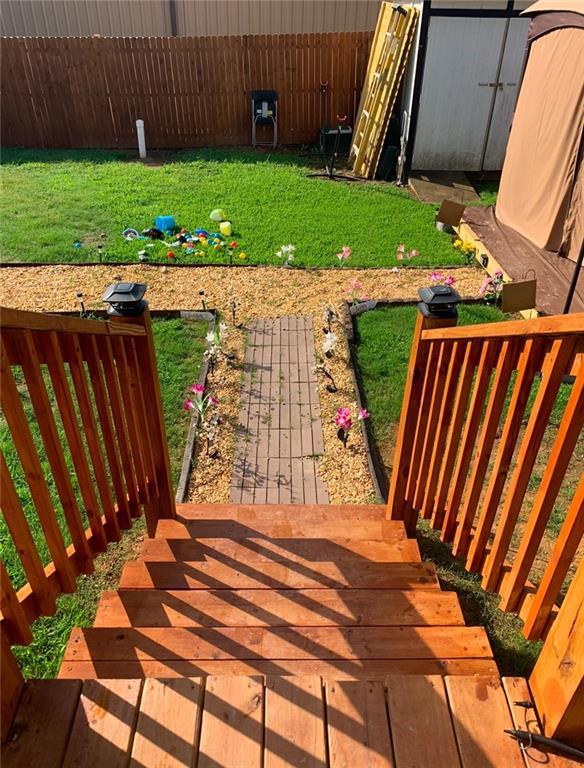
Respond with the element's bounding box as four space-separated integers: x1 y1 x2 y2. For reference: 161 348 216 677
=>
0 297 175 736
387 309 583 641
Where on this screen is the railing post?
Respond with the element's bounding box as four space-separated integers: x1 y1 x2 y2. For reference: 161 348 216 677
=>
529 557 584 748
386 286 459 535
103 283 176 533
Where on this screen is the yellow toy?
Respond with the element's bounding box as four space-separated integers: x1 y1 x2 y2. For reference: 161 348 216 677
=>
219 221 232 237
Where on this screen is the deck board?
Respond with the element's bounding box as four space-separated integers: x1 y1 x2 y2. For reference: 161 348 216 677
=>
2 680 81 768
265 676 326 768
386 675 461 768
62 679 142 768
174 504 388 521
445 676 525 768
93 588 465 628
129 678 203 768
155 518 407 540
63 626 492 663
58 658 498 680
325 680 394 768
140 537 422 563
197 676 263 768
119 560 440 591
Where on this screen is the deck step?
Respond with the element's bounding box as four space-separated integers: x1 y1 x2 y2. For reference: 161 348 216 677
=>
140 537 421 563
58 658 499 679
93 588 464 628
174 503 388 521
119 559 440 590
64 626 492 663
155 517 406 540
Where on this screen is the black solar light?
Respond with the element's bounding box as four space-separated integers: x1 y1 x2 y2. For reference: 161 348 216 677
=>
97 244 104 263
102 282 147 317
418 284 461 320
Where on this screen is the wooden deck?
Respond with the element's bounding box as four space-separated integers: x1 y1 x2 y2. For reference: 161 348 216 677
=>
58 503 497 679
3 505 581 766
4 674 577 767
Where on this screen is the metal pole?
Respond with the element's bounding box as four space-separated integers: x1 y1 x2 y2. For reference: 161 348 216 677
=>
562 244 584 314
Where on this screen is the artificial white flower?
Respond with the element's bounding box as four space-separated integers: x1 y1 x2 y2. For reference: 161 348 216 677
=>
323 331 338 355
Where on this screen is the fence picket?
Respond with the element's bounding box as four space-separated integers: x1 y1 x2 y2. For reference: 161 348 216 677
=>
0 562 33 646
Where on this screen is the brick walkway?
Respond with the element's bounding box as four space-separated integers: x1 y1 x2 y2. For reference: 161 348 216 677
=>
230 317 329 504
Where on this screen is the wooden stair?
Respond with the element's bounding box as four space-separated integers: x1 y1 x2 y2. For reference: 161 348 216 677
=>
59 504 497 679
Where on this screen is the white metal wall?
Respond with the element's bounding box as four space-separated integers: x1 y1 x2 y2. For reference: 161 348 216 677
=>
0 0 533 37
0 0 383 36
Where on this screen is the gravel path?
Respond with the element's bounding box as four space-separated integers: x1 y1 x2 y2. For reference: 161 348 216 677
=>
0 264 484 504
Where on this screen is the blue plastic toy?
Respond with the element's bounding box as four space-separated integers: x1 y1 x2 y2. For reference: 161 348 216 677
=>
155 215 176 233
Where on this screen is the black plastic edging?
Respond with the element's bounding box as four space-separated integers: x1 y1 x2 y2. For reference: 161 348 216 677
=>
0 262 477 272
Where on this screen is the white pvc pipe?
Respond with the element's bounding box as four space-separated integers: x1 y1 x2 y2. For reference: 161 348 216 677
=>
136 119 147 159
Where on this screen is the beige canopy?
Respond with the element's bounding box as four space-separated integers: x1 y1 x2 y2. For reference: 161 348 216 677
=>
495 7 584 262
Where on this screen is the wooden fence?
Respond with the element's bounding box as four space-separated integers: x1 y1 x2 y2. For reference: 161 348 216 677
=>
0 301 176 736
387 310 584 643
0 33 373 149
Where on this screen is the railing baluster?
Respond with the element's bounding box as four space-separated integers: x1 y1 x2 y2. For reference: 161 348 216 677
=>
43 331 107 553
423 340 465 520
82 336 131 530
0 451 55 616
451 339 519 559
414 340 452 513
98 337 140 519
18 330 93 574
482 337 577 593
126 337 159 499
0 340 76 593
434 342 480 536
499 362 584 612
0 561 33 646
406 339 442 508
465 339 546 573
110 336 150 507
523 473 584 640
442 340 499 542
61 333 120 543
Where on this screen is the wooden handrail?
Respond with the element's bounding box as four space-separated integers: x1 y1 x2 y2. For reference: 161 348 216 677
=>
0 288 175 739
387 309 583 637
0 306 146 336
387 305 584 744
421 311 584 341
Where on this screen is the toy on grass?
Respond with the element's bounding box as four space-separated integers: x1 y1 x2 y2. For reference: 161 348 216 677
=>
219 221 232 237
210 209 227 223
155 215 177 234
239 252 247 260
122 228 140 240
138 250 148 263
167 250 176 260
143 227 165 240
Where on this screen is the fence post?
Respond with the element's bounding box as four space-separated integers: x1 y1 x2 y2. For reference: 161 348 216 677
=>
386 288 459 534
529 556 584 748
103 284 176 534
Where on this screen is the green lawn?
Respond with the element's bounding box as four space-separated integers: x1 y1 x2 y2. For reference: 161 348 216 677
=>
1 148 466 268
2 317 207 677
353 303 580 676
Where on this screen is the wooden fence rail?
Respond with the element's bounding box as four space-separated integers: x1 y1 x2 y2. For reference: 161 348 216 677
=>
387 309 584 643
0 32 373 149
0 295 175 737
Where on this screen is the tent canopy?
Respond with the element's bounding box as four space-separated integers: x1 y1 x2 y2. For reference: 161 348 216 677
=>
522 1 584 15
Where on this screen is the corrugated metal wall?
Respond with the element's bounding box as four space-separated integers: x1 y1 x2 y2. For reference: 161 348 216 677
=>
0 0 383 36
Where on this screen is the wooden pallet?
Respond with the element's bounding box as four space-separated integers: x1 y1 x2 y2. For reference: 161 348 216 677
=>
5 674 578 767
351 3 418 179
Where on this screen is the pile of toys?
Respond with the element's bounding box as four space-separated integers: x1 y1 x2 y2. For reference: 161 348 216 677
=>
122 210 247 264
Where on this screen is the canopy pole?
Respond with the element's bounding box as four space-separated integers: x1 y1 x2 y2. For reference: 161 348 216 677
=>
562 243 584 314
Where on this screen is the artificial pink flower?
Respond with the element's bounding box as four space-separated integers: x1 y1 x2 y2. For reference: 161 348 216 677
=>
396 243 405 261
358 407 370 420
408 249 419 259
209 396 219 407
335 407 352 431
444 275 456 287
336 245 352 262
348 278 362 292
478 277 491 296
190 383 205 395
429 271 444 284
183 398 195 411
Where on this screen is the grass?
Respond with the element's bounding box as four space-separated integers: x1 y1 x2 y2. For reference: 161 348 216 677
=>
3 317 207 678
0 148 467 268
473 180 499 207
353 303 579 675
